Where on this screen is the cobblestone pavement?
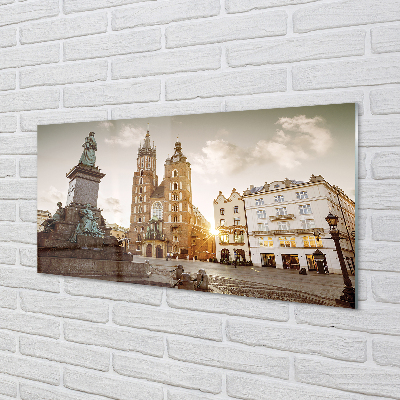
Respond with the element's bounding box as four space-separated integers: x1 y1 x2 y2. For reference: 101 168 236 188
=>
131 255 356 308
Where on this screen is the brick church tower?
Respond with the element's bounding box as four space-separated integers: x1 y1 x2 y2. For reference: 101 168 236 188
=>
163 139 193 255
128 125 158 253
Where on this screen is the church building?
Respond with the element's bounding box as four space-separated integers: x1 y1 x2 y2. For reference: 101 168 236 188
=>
128 127 214 260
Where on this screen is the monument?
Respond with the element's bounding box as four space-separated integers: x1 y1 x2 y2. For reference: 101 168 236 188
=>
37 132 151 280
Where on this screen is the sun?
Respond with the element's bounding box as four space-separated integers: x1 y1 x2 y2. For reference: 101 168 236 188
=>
210 227 219 236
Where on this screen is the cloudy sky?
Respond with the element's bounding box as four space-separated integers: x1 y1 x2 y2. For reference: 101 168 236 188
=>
37 103 356 228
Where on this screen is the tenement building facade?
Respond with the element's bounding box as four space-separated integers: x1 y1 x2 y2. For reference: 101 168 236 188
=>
213 189 250 263
242 175 355 274
128 128 213 259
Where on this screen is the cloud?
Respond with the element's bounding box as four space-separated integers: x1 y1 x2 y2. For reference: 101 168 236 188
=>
99 197 123 214
190 115 333 176
97 121 115 130
104 124 146 147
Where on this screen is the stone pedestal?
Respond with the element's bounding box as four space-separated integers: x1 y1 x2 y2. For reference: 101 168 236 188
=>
66 164 105 208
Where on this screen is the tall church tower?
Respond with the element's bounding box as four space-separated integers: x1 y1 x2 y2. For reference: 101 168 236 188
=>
128 125 158 252
163 139 193 255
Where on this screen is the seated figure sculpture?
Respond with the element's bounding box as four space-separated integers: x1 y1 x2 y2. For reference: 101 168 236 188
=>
42 202 65 232
70 203 104 242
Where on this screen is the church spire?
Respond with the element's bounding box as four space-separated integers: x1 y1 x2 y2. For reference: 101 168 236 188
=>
138 123 156 157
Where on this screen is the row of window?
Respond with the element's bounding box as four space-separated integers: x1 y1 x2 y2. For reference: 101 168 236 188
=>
220 231 245 244
256 204 312 219
258 236 322 248
220 217 241 226
254 191 308 206
256 219 315 231
220 206 239 215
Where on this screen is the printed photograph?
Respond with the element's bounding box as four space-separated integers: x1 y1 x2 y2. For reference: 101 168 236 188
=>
37 103 357 308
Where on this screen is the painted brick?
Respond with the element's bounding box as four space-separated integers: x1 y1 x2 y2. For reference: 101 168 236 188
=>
111 99 223 120
0 377 16 397
226 319 366 362
371 151 400 179
166 11 287 48
64 80 160 107
0 0 59 27
0 0 14 4
19 384 113 400
167 290 288 321
373 337 400 368
0 287 17 309
358 270 368 302
166 68 286 100
0 88 59 112
0 157 15 177
359 242 400 272
372 24 400 54
64 0 156 14
372 213 400 241
358 150 367 179
0 115 17 133
0 353 59 385
65 277 162 305
64 28 161 61
20 110 108 132
372 275 400 303
227 30 365 67
20 292 109 323
0 266 59 292
359 117 400 146
293 0 400 33
0 330 16 352
0 43 59 70
0 134 36 154
19 246 37 267
295 303 400 335
226 90 364 113
226 0 318 13
64 320 164 357
112 0 219 30
0 222 36 244
295 356 400 399
19 336 110 371
19 201 36 222
167 389 216 400
0 70 16 91
112 47 221 79
0 201 16 221
20 60 108 89
20 12 108 44
226 372 363 400
293 57 400 91
113 303 223 341
0 309 59 338
167 336 289 379
113 353 222 394
370 87 400 115
359 181 400 209
0 245 16 263
64 368 164 400
0 27 16 48
19 157 36 178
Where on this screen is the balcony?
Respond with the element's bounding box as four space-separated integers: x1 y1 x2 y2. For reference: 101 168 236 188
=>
268 228 325 236
269 214 295 221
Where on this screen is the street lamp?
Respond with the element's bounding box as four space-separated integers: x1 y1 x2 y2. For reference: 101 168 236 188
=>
325 212 355 308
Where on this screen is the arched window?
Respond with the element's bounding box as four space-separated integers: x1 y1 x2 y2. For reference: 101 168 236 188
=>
140 170 144 176
173 215 178 222
172 193 179 201
139 177 143 184
139 187 143 193
151 201 163 220
173 182 178 190
172 169 178 177
220 208 224 215
138 206 142 213
137 234 141 241
139 196 143 203
172 203 178 212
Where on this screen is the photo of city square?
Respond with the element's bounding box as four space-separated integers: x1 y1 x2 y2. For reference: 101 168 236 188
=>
37 103 357 308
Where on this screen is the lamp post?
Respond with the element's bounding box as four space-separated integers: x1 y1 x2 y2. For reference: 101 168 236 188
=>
325 212 355 309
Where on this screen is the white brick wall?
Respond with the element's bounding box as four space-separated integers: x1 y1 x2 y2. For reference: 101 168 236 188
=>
0 0 399 398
